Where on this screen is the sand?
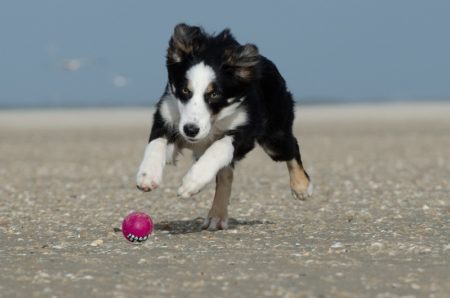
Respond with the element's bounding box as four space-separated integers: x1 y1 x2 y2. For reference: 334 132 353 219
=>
0 102 449 297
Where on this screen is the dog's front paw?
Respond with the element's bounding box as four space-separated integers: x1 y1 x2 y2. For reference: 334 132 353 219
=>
202 216 228 231
136 168 162 192
177 167 211 199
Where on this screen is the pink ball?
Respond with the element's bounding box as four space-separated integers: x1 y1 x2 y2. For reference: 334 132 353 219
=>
122 211 153 242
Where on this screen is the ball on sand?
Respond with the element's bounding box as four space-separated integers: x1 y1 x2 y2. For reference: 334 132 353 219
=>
122 211 153 242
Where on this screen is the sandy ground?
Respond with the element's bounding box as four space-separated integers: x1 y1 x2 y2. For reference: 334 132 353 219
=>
0 103 449 298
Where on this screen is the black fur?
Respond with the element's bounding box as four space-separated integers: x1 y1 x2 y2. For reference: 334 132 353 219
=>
150 24 308 170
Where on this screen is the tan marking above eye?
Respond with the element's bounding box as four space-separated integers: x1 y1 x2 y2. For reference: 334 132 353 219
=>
206 83 214 93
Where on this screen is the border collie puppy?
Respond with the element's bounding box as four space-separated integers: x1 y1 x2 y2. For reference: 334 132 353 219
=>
136 24 312 230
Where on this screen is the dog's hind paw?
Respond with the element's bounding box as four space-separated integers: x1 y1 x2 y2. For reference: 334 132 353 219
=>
291 181 313 200
201 216 228 231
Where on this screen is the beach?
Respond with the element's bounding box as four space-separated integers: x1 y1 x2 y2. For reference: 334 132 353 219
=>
0 102 449 297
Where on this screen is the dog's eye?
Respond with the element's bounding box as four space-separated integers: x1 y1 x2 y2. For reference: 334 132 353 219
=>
207 92 221 104
182 87 190 95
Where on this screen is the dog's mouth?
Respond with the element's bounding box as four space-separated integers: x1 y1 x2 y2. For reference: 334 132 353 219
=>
181 134 203 144
185 136 199 143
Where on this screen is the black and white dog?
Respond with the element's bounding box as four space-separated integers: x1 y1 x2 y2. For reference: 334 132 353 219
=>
136 24 312 230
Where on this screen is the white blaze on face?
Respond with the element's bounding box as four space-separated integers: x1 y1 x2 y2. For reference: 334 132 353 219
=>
178 62 215 141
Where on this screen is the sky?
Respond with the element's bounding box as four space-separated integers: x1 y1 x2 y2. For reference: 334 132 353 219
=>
1 0 450 107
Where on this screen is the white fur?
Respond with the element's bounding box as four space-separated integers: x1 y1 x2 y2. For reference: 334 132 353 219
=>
159 94 180 126
216 100 241 121
165 142 179 165
178 62 215 141
136 138 167 191
177 136 234 198
214 102 248 133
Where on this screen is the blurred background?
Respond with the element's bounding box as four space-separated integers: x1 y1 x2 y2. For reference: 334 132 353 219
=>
1 0 450 108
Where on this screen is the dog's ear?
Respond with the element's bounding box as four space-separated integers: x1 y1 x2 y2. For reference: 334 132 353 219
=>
224 44 260 81
167 23 204 64
216 28 233 42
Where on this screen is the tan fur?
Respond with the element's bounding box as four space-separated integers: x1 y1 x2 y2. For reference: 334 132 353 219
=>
287 159 311 200
202 166 233 230
206 83 214 93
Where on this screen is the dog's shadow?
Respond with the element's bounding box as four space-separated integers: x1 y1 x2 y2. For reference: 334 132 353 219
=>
154 217 274 234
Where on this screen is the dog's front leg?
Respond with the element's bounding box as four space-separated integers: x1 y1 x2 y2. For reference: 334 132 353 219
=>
177 136 234 199
136 138 167 192
202 166 233 230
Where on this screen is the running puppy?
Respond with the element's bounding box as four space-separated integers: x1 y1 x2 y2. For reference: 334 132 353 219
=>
136 24 312 230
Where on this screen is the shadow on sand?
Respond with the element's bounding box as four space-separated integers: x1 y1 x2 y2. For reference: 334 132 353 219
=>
154 217 275 234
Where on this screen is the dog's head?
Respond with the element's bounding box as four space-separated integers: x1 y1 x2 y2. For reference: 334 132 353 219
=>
166 23 260 143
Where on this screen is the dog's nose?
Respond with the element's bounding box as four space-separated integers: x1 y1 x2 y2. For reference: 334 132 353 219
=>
183 123 200 138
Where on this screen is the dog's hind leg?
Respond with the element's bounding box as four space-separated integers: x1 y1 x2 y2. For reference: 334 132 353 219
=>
287 137 312 200
260 134 312 200
202 166 233 230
